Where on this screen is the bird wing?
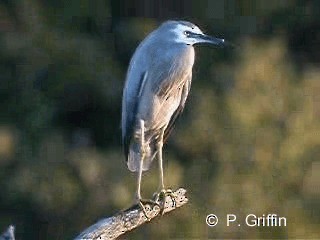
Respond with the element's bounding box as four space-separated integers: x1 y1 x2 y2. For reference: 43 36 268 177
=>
122 45 192 158
122 70 148 158
163 72 192 143
122 46 178 159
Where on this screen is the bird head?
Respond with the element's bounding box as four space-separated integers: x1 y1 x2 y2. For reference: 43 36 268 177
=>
164 21 226 47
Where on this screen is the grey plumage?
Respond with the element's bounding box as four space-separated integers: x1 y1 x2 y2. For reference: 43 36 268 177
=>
121 20 225 202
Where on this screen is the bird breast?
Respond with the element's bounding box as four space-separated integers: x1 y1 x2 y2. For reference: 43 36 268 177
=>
136 46 194 134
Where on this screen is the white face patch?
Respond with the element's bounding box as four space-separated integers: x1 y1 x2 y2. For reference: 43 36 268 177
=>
171 23 204 45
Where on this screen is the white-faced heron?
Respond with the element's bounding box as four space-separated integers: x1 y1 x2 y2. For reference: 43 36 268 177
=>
121 20 226 212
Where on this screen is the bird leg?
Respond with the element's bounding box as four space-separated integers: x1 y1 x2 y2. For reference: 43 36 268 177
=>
135 119 159 220
135 119 145 201
153 129 176 214
158 134 164 191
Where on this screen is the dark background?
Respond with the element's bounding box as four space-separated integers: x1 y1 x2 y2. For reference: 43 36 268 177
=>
0 0 320 239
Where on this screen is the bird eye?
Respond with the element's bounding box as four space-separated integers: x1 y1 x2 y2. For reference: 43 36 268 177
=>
184 31 191 36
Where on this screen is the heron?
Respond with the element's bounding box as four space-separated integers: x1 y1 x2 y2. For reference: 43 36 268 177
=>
121 20 226 213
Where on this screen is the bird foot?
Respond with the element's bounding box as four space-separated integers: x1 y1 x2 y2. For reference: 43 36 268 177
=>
136 198 160 220
153 188 177 215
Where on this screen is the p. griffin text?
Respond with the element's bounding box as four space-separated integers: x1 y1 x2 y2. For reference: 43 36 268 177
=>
227 214 287 227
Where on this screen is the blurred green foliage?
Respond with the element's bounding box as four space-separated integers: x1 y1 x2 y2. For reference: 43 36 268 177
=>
0 0 319 239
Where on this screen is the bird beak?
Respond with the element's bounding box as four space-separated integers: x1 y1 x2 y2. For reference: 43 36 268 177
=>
198 34 226 47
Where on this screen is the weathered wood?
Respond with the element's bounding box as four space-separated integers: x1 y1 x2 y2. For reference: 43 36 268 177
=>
74 188 188 240
0 225 15 240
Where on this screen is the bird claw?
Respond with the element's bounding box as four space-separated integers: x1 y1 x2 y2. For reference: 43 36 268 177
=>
153 189 177 215
136 199 160 220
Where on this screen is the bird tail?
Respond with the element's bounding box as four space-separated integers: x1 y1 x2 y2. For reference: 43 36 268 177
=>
127 142 156 172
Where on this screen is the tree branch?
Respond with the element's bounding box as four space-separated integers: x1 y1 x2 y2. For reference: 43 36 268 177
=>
74 188 188 240
0 225 15 240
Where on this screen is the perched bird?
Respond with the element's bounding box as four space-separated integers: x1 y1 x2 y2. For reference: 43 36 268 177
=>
121 20 226 210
